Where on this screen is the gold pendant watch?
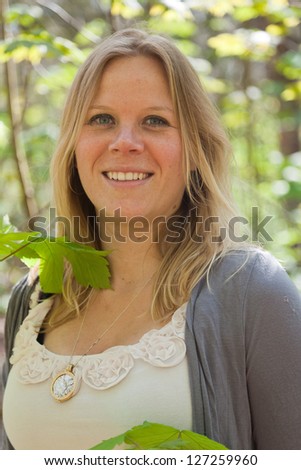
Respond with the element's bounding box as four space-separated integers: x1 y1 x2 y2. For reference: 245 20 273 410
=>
51 364 80 402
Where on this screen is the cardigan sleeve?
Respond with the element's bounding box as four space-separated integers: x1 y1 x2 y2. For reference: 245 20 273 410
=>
1 275 38 449
243 250 301 449
186 248 301 450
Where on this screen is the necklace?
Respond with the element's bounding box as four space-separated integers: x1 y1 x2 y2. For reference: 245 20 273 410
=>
50 274 155 403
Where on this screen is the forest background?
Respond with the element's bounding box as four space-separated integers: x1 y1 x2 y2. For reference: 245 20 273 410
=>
0 0 300 315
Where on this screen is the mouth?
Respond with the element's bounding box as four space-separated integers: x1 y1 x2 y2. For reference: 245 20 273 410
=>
104 171 152 182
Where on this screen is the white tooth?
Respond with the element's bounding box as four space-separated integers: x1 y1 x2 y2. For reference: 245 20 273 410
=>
107 171 149 181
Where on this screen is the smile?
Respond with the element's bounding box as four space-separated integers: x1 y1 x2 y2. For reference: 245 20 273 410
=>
105 171 151 181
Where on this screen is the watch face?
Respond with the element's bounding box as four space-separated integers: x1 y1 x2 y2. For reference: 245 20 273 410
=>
51 368 79 402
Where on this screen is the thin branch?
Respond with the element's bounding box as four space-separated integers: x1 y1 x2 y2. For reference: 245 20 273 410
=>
0 241 32 262
36 0 99 43
0 0 39 219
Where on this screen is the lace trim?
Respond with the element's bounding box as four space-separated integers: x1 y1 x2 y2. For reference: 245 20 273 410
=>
10 295 187 391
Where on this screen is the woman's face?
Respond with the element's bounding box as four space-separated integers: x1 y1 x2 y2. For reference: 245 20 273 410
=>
75 55 186 223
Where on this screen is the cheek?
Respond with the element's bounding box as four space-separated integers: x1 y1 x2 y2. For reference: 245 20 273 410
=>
164 146 185 182
158 137 182 165
75 134 101 170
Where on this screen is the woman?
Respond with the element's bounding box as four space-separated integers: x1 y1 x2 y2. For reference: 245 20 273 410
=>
2 28 301 450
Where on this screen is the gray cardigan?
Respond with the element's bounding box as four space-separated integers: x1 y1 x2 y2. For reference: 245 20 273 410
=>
2 248 301 449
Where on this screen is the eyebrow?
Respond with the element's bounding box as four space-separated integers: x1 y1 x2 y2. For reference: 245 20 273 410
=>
144 106 174 113
88 105 174 113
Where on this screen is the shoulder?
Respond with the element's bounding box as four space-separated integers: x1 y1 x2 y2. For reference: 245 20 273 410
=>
218 247 300 307
7 273 39 313
188 247 301 324
4 273 43 358
202 247 294 296
210 247 285 285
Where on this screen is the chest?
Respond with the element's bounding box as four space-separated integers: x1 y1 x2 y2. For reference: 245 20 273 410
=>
3 300 191 449
44 293 167 357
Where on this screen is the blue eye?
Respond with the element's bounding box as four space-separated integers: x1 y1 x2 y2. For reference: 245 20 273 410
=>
88 114 115 126
144 116 169 127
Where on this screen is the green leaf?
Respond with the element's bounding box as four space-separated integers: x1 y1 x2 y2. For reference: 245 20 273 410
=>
5 4 43 27
277 51 301 80
90 432 128 450
233 6 259 22
90 422 228 450
208 32 247 57
0 228 111 294
125 422 179 449
180 430 228 450
31 240 65 293
0 231 42 260
149 10 197 39
61 241 111 290
28 238 110 294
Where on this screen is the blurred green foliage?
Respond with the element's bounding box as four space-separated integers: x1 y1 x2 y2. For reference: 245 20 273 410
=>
0 0 300 314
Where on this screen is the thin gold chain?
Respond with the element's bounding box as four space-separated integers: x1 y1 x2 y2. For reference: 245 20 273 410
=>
68 273 156 368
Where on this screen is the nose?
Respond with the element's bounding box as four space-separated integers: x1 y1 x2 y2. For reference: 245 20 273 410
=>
108 125 144 155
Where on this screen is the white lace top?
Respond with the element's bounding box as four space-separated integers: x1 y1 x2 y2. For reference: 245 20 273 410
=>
3 293 193 449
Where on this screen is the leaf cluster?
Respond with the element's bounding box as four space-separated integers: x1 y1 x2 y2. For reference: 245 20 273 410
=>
0 221 110 294
91 421 228 450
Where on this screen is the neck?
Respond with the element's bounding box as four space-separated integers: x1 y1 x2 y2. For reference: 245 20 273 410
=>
97 213 164 287
103 238 162 289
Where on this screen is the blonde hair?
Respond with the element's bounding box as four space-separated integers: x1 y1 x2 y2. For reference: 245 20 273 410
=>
50 28 242 327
